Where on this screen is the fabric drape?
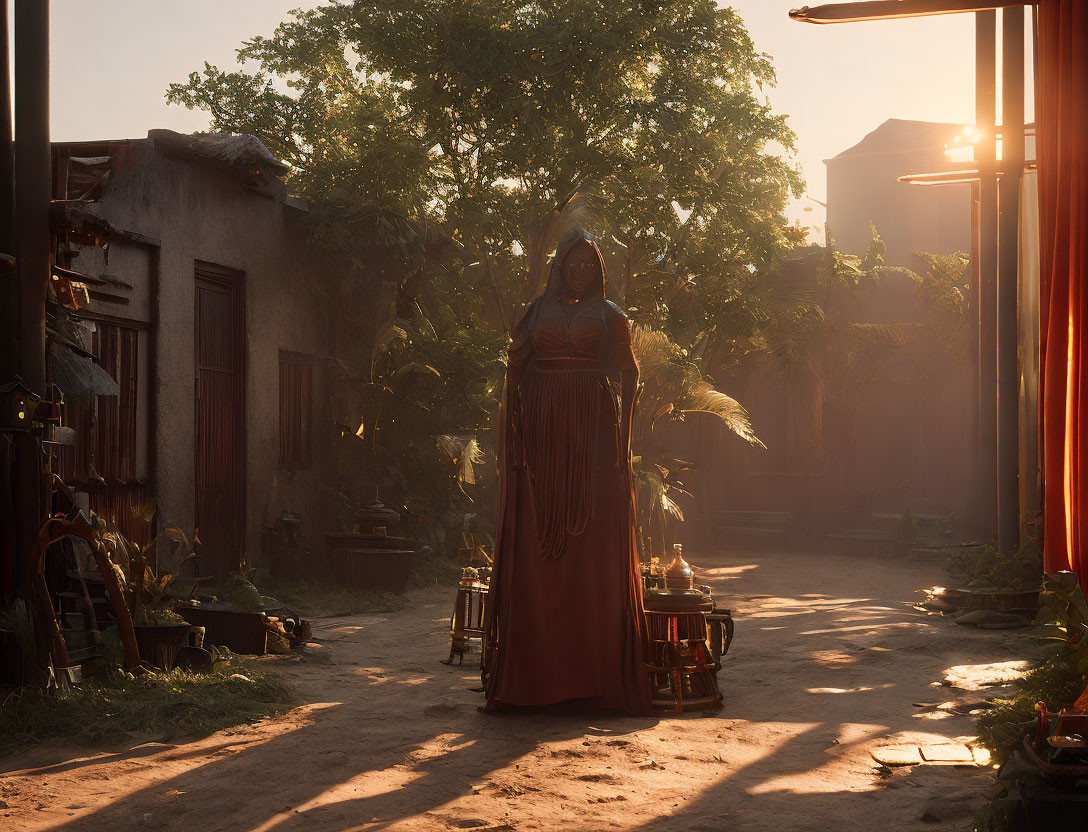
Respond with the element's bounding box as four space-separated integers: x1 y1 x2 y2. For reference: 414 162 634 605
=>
1038 0 1088 581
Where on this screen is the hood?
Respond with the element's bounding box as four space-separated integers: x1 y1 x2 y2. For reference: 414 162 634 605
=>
543 228 607 302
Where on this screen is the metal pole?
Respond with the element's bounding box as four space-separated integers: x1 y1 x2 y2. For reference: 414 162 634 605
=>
969 179 981 533
997 6 1024 555
0 0 15 382
14 0 49 396
976 10 998 540
12 0 50 607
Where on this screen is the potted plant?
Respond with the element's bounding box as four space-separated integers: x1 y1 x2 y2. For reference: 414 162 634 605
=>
943 541 1045 612
105 522 200 669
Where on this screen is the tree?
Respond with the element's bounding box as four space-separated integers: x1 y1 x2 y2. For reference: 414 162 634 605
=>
167 0 801 345
629 323 762 558
166 0 802 540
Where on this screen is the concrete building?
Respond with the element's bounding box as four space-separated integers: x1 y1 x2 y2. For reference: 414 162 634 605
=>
51 131 331 580
825 118 972 267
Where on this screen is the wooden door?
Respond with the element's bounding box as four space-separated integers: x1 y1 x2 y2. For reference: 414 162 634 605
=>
195 265 245 580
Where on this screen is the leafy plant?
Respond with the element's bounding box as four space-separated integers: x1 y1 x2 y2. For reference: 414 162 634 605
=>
975 654 1085 763
1038 570 1088 672
165 1 808 547
912 250 972 370
221 574 266 615
91 515 203 626
945 542 1043 591
167 0 801 329
630 323 761 559
975 571 1088 764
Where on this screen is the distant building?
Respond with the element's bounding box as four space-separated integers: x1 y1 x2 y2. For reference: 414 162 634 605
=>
825 118 971 266
51 131 331 580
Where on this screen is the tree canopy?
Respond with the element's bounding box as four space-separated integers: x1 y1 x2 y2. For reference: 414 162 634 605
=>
167 0 802 345
167 0 803 539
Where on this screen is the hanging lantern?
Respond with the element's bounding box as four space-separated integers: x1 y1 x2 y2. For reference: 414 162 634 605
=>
0 379 41 431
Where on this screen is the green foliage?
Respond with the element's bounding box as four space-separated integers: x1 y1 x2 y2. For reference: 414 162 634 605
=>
976 572 1088 763
221 574 266 614
1038 570 1088 672
167 1 804 543
166 0 801 339
0 656 296 757
629 323 761 558
945 543 1043 591
975 655 1085 764
912 251 972 370
136 608 188 627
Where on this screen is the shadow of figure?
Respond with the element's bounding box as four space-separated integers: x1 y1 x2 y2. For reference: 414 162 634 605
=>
43 683 656 832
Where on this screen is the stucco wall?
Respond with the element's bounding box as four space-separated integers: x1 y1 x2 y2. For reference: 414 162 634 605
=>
73 139 331 570
826 148 971 267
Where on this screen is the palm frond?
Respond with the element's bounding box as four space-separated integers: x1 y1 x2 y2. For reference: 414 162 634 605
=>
391 362 441 381
458 437 484 485
374 323 408 356
436 433 485 485
661 492 685 521
684 383 764 447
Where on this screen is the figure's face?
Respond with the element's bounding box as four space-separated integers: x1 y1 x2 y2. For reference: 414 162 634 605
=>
561 241 601 300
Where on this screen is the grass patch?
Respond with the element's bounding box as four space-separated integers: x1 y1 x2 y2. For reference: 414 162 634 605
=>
259 576 407 617
0 656 297 758
975 655 1085 763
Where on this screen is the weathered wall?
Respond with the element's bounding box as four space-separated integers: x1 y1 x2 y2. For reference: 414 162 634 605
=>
700 266 975 532
825 119 972 267
826 148 972 266
72 139 331 570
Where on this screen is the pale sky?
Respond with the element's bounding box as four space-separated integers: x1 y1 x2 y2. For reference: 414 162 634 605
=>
49 1 1020 236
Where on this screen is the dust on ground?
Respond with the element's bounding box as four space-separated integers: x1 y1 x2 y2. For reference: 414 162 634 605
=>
1 549 1036 831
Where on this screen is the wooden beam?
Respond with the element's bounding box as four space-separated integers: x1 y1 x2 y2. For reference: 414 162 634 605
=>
896 162 1035 185
996 5 1025 555
976 10 998 543
789 0 1031 24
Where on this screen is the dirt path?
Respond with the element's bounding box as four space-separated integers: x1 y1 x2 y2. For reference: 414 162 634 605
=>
1 549 1038 831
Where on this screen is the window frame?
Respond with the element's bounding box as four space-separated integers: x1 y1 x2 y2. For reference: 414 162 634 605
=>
278 350 316 471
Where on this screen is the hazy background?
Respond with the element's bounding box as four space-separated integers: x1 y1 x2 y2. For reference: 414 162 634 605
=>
48 1 1030 238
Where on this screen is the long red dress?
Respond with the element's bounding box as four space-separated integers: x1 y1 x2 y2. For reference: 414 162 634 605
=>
484 233 653 715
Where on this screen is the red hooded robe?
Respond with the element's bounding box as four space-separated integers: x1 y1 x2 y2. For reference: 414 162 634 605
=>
483 229 653 715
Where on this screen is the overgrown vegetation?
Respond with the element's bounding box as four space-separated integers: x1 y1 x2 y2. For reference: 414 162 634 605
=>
975 571 1088 762
975 655 1085 763
946 542 1044 591
164 2 980 545
0 654 296 757
166 0 803 543
629 323 762 557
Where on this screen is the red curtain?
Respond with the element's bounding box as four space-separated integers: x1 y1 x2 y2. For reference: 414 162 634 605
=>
1039 0 1088 580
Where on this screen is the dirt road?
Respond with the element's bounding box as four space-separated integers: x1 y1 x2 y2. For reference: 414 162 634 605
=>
2 550 1036 831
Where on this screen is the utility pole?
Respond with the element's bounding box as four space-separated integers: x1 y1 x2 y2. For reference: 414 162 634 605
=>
12 0 51 599
997 6 1024 555
0 1 14 380
975 10 998 541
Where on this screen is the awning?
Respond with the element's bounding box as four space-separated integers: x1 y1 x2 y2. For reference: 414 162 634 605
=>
49 342 119 397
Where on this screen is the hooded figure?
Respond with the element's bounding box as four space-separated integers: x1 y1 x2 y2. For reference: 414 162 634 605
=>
483 228 653 715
